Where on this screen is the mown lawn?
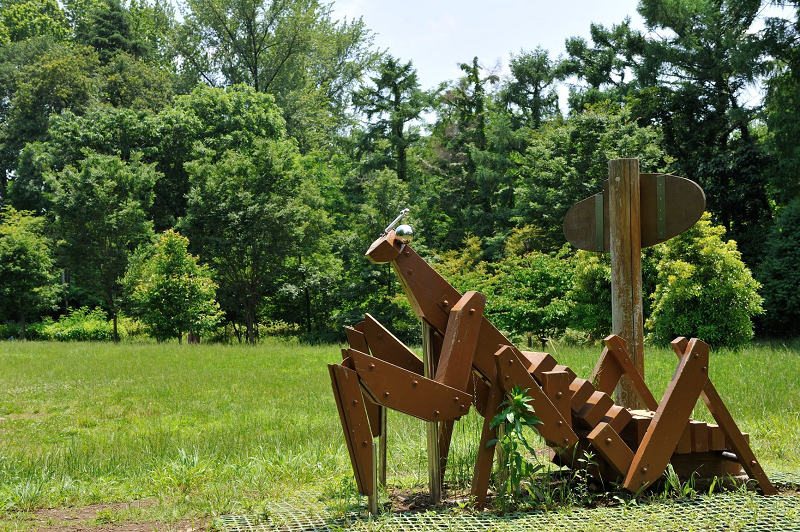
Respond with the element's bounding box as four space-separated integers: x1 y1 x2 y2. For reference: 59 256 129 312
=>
0 339 798 529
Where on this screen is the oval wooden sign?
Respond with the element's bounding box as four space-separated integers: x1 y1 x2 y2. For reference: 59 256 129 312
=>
563 174 706 252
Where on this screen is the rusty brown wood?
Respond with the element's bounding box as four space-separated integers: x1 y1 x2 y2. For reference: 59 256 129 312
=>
590 347 623 396
569 379 595 411
609 159 645 411
602 335 659 411
602 405 632 435
435 291 486 392
576 391 614 429
329 363 373 495
669 337 777 495
587 422 634 478
470 373 491 417
349 349 472 422
621 410 654 447
709 425 726 451
541 371 572 429
341 350 381 437
363 313 423 374
691 421 709 452
564 174 705 251
437 419 455 485
551 364 577 382
365 230 402 264
345 326 370 356
494 346 578 448
675 424 692 454
519 350 557 382
470 378 504 509
623 338 708 491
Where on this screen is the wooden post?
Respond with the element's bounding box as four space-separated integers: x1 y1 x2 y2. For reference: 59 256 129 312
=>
608 159 644 409
421 321 441 505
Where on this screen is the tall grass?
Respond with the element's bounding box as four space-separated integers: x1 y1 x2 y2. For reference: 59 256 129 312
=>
0 338 797 520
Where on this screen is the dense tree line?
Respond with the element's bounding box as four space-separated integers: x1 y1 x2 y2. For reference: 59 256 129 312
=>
1 0 798 345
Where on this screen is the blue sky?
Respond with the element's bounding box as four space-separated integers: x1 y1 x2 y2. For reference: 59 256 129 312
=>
330 0 646 91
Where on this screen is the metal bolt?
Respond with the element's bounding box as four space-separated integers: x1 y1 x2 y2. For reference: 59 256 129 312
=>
701 366 707 373
369 364 375 371
469 308 475 315
352 399 358 406
624 359 629 364
384 391 390 397
641 467 648 473
459 404 465 410
606 438 612 445
453 396 459 403
508 359 514 365
751 460 757 467
362 440 368 447
694 353 700 359
504 375 510 381
442 300 449 307
412 380 418 387
563 438 569 444
556 391 563 398
557 421 563 426
404 251 410 257
408 269 413 275
434 410 440 417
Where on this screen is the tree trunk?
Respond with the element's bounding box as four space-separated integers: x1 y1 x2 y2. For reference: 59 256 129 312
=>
246 303 255 344
20 308 26 341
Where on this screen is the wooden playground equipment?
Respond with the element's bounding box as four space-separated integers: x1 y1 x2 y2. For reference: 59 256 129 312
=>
328 160 776 512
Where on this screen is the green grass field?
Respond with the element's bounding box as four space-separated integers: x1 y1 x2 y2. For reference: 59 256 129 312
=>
0 339 798 530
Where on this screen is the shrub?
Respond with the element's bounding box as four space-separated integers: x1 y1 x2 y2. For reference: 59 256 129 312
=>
41 307 115 341
568 251 612 340
646 213 763 349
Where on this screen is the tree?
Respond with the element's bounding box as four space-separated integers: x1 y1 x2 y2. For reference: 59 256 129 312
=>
352 55 429 182
179 86 310 344
0 0 69 42
53 151 159 341
647 213 763 349
502 47 560 129
75 0 147 63
123 230 221 342
0 207 60 339
512 102 671 250
756 198 800 336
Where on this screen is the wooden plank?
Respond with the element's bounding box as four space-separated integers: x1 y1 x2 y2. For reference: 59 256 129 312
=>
675 423 692 454
603 335 659 411
691 421 709 452
328 364 364 494
520 350 557 382
541 371 572 429
365 230 402 263
363 313 423 374
349 349 472 422
435 291 486 392
470 373 491 417
345 326 369 356
602 405 632 434
494 346 578 448
438 419 455 485
591 347 624 396
609 159 645 411
329 364 373 495
551 364 577 382
623 338 708 492
587 422 634 478
708 425 726 451
569 379 595 411
562 174 705 251
621 410 653 447
576 391 614 429
470 379 504 509
670 337 777 495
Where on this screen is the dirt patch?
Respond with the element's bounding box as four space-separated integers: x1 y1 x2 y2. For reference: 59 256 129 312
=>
28 500 209 532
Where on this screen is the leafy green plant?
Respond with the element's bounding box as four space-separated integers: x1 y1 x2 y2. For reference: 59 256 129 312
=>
488 386 543 507
646 213 763 349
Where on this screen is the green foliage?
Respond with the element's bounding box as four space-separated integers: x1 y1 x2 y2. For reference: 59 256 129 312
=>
0 207 60 338
647 213 763 348
513 102 671 249
488 386 542 507
0 0 69 42
757 198 800 336
568 250 612 340
53 151 158 339
123 230 221 342
37 307 114 341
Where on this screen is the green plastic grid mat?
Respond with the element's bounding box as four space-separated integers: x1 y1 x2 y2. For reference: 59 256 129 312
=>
217 473 800 532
